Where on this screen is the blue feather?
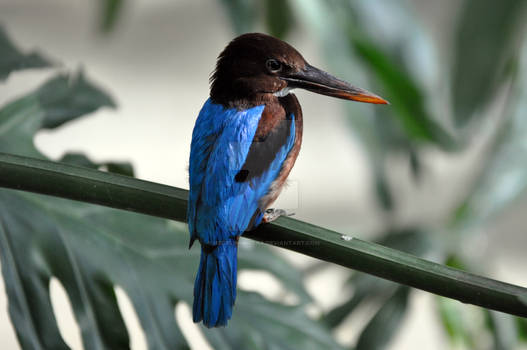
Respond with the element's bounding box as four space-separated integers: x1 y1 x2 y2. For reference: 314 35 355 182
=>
188 98 295 327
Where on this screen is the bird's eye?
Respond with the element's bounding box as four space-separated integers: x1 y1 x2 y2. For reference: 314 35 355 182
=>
266 59 282 73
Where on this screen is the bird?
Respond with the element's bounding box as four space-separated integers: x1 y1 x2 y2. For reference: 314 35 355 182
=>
187 33 388 328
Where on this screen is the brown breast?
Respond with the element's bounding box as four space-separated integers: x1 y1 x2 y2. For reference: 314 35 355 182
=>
258 93 303 209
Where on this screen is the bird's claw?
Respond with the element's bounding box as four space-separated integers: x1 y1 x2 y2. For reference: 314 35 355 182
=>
263 208 295 223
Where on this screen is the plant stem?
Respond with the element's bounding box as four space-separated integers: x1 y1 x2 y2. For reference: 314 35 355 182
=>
1 152 526 317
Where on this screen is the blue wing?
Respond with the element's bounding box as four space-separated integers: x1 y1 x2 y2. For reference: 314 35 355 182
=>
188 98 295 246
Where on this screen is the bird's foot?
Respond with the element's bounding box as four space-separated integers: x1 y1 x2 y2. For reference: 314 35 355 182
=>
263 208 295 223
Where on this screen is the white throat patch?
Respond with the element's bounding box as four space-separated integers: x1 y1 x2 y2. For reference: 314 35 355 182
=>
273 87 294 97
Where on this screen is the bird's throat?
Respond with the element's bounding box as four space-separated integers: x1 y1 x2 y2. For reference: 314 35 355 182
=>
273 87 294 97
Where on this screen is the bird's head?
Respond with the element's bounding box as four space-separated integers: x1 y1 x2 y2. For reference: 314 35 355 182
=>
210 33 388 108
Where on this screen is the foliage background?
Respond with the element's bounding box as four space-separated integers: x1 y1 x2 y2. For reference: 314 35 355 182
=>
1 0 527 349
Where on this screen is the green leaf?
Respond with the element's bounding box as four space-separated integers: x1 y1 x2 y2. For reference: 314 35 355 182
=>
486 311 518 350
376 229 430 255
104 162 134 177
321 274 397 329
438 257 491 349
373 169 394 211
452 0 527 126
264 0 294 39
320 295 359 329
219 0 294 39
0 70 114 158
289 0 456 215
351 37 455 150
0 25 53 81
0 192 333 349
59 153 100 169
219 0 258 35
519 293 527 307
355 287 410 350
453 40 527 228
321 230 428 330
0 95 44 157
3 152 526 320
100 0 125 33
35 71 116 129
408 147 422 181
0 69 337 349
60 152 135 177
204 292 340 350
517 316 527 341
437 296 475 348
303 1 456 149
237 243 311 304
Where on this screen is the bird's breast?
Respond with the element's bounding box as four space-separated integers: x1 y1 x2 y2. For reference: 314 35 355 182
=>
258 94 303 209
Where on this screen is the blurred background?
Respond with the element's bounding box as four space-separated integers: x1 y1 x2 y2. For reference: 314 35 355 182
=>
1 0 527 349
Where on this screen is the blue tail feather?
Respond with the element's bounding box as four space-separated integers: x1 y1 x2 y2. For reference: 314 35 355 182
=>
193 240 237 327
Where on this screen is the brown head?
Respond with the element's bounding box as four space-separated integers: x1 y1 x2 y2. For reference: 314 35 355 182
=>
210 33 388 108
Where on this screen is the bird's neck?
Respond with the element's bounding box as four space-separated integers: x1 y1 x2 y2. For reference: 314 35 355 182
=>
252 94 303 139
210 72 291 110
211 91 283 111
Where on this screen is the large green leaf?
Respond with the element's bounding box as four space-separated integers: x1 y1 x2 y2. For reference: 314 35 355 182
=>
218 0 294 39
321 273 397 330
452 0 527 126
518 317 527 341
204 292 339 350
436 256 477 348
264 0 294 39
438 256 524 349
321 229 427 350
36 71 116 129
355 287 410 350
289 0 455 212
486 311 519 350
99 0 125 33
219 0 258 35
453 40 527 228
350 37 455 150
0 192 333 349
59 152 135 177
437 296 476 349
0 71 339 349
297 0 454 149
0 25 53 81
3 153 526 319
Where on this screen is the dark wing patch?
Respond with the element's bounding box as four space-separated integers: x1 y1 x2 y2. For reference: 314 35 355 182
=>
234 169 249 182
235 115 293 183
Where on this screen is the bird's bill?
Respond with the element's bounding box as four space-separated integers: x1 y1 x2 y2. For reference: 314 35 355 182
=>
281 64 389 104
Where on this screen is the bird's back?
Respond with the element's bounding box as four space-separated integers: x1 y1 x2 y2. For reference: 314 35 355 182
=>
188 94 302 246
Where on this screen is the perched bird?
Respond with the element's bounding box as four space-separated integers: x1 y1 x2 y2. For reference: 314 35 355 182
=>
188 33 387 328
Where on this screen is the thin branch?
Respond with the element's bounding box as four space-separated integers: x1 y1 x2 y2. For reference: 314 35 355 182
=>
0 152 526 317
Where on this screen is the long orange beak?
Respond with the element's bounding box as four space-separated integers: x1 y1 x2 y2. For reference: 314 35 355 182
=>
281 64 388 104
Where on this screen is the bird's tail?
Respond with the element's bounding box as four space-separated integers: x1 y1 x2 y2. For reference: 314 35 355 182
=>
193 239 237 327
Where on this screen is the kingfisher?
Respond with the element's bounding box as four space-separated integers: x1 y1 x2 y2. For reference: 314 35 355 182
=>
188 33 387 328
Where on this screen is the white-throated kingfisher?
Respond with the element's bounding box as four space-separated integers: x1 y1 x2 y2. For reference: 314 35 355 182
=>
188 33 388 328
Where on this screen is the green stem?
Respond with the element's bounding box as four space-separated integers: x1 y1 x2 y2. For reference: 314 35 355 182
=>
0 152 526 317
